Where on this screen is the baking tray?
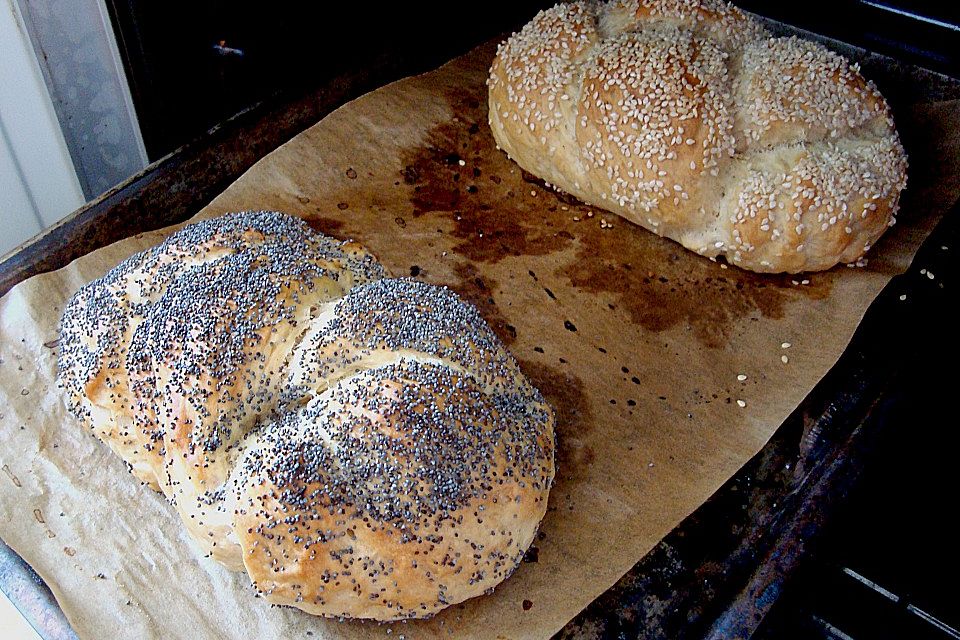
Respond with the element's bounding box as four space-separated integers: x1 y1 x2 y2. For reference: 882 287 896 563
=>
2 14 958 640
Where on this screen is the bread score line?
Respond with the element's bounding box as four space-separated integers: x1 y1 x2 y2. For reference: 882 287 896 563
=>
57 211 555 621
488 0 908 273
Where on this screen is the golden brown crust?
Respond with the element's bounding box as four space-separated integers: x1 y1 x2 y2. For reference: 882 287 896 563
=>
235 359 552 619
488 0 908 273
57 211 555 620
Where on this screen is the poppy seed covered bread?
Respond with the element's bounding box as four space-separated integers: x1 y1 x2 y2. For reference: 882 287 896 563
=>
488 0 908 273
57 211 555 621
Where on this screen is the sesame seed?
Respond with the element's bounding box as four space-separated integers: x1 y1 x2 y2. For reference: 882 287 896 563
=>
487 0 907 273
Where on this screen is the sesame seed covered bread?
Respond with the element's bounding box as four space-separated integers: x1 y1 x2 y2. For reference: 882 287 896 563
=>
488 0 908 273
57 211 555 621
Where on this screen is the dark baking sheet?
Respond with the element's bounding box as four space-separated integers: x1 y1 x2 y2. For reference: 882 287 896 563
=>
1 14 958 640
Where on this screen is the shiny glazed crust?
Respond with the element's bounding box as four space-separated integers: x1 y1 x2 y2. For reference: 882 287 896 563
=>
57 211 555 621
488 0 908 273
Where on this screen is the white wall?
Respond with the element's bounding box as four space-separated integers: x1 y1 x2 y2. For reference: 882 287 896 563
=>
0 592 41 640
0 0 86 258
16 0 148 199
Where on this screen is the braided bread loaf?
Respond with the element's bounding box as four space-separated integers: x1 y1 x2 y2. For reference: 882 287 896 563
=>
57 211 555 621
488 0 908 273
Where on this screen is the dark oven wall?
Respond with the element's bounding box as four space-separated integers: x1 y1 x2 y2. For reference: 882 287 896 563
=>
736 0 960 78
104 1 960 163
103 2 548 161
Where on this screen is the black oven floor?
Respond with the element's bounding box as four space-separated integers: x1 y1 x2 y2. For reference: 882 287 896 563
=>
754 260 960 639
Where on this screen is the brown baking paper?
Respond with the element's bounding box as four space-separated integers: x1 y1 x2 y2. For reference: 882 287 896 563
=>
2 41 959 640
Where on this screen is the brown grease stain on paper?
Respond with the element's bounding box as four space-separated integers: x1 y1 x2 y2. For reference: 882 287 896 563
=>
449 262 517 347
306 217 346 237
2 464 21 487
398 83 834 349
517 360 593 482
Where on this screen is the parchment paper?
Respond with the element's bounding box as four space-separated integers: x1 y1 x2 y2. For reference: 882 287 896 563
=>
2 41 959 640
